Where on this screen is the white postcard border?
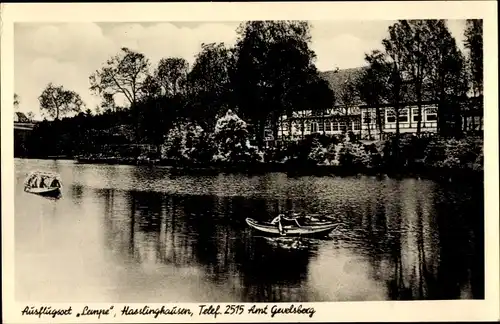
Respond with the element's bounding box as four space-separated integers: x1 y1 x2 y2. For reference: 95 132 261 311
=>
1 1 498 323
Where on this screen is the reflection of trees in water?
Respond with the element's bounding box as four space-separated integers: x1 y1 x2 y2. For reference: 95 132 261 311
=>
350 180 442 300
70 184 84 203
236 237 314 302
433 182 484 299
384 180 440 300
101 190 317 301
358 179 482 300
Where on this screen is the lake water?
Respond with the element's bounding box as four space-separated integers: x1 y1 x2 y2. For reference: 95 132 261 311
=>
14 159 484 302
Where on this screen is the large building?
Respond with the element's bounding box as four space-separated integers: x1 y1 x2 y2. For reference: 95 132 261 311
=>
275 102 439 141
274 67 482 142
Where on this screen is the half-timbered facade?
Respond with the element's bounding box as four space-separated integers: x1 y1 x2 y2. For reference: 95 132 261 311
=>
276 102 441 141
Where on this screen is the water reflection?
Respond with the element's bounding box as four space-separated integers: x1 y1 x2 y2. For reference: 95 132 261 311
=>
14 159 484 302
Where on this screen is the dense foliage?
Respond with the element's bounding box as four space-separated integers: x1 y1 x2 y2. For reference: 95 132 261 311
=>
16 20 483 178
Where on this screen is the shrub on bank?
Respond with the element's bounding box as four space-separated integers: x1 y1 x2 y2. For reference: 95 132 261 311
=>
161 122 215 164
424 136 483 171
212 110 264 164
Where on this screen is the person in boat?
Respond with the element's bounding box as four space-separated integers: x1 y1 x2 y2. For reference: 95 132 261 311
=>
39 176 47 188
270 212 302 235
49 178 61 188
32 175 41 188
27 176 35 188
270 214 285 234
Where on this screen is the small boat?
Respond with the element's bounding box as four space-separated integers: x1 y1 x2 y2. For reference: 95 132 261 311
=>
24 171 62 198
246 217 339 237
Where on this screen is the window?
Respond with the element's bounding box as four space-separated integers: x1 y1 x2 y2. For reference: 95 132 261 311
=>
378 110 385 124
412 108 421 122
353 119 361 130
398 109 409 123
318 121 324 132
332 122 339 131
425 107 438 122
339 121 347 132
306 121 311 132
311 122 318 133
362 111 372 124
386 109 396 123
474 116 482 130
325 121 332 132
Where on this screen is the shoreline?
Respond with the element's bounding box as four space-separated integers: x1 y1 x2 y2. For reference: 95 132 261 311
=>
15 156 483 183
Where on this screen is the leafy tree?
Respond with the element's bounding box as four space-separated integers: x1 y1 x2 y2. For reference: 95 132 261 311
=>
307 76 335 136
162 122 213 164
425 20 467 137
337 74 358 118
186 42 236 131
233 21 320 148
89 47 150 109
213 109 262 164
38 83 85 120
399 20 432 136
139 75 162 100
155 57 189 96
357 51 388 140
464 19 483 97
100 93 117 113
381 21 411 140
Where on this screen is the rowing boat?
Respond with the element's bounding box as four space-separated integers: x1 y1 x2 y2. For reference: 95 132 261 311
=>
24 171 62 198
245 217 338 237
25 186 61 197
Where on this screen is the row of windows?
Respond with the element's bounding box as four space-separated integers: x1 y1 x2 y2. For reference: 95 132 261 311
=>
364 107 438 124
306 120 361 132
280 107 439 133
280 120 361 133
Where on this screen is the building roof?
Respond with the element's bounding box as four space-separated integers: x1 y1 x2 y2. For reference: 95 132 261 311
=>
320 67 479 108
14 112 31 123
320 67 366 106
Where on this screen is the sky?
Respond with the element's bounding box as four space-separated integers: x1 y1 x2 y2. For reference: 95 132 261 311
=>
14 20 467 119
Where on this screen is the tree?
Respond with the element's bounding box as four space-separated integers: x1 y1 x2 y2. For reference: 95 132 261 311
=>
233 21 320 148
337 74 358 118
100 93 117 113
425 20 467 137
139 75 162 100
306 76 335 136
155 57 189 96
357 51 388 140
265 36 323 140
38 83 85 120
399 20 432 136
381 22 411 140
14 93 20 110
213 109 262 164
89 47 150 110
186 42 236 131
464 19 483 97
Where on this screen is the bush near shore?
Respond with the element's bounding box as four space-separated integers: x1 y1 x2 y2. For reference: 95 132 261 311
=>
19 110 483 178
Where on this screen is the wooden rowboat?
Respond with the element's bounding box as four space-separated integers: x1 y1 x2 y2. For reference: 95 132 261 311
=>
246 217 338 237
25 186 61 197
24 171 62 198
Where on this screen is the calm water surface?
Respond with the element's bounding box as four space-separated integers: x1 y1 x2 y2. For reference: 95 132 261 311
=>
14 159 484 302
